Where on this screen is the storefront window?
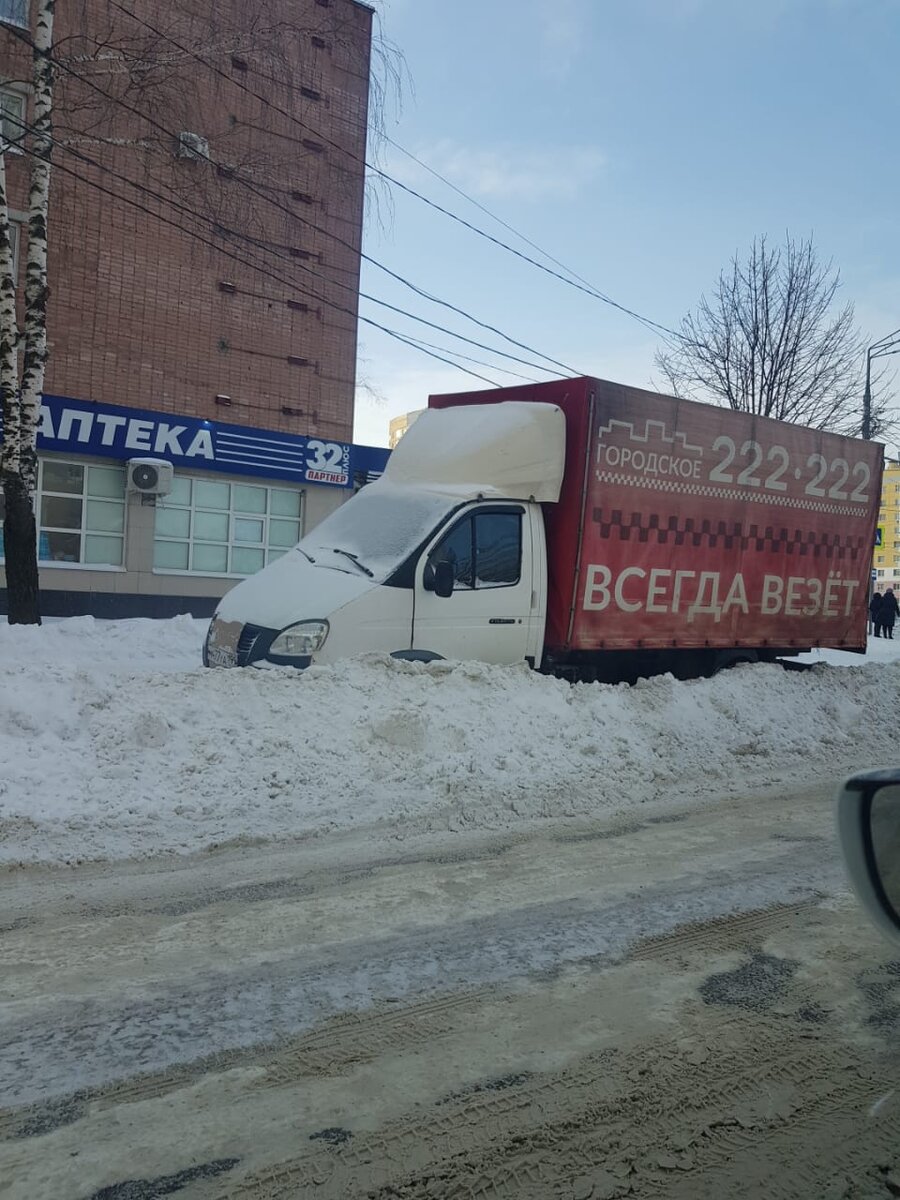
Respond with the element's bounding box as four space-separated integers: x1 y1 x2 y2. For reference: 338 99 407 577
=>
153 476 303 576
0 460 126 566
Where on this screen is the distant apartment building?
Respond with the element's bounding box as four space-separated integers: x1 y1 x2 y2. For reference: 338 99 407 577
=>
874 460 900 591
0 0 386 616
388 409 425 449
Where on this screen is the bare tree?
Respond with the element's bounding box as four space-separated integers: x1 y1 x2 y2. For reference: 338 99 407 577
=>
656 235 893 439
1 0 55 625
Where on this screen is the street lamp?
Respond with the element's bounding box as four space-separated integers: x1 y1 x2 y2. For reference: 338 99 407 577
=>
863 327 900 439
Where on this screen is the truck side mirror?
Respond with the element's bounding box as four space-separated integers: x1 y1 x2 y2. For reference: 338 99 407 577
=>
432 559 455 598
424 558 455 598
837 770 900 946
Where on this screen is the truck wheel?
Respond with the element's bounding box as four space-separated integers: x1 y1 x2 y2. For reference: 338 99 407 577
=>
390 650 445 663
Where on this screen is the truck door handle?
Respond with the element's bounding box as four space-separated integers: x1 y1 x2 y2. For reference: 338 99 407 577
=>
489 618 516 625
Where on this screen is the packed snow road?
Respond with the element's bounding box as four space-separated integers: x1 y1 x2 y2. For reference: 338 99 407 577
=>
3 782 900 1200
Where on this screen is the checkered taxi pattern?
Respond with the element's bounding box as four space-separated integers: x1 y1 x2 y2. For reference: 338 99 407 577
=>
594 469 865 519
591 509 868 562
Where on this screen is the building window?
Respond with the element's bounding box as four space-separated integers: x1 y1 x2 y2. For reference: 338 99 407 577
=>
153 476 303 576
877 570 885 578
0 0 28 29
876 555 885 564
0 87 25 152
0 459 126 565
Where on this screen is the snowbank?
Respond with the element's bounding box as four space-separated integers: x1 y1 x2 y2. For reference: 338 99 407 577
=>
0 613 206 675
1 617 898 866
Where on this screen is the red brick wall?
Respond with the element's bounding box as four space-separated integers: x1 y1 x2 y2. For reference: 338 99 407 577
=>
0 0 371 442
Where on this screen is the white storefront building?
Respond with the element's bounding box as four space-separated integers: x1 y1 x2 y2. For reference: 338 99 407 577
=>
0 394 387 617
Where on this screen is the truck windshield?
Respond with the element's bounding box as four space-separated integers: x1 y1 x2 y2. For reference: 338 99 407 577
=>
298 486 456 581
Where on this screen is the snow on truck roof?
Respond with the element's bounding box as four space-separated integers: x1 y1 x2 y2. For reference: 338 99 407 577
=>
382 401 566 503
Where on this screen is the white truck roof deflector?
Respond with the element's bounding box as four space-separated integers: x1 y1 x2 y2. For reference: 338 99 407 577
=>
384 402 566 503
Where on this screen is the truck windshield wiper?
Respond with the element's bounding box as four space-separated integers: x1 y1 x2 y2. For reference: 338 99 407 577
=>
331 548 374 577
296 547 316 564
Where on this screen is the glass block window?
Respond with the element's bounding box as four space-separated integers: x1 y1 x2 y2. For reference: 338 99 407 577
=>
153 475 303 575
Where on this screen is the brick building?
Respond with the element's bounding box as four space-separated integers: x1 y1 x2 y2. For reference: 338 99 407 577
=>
0 0 386 615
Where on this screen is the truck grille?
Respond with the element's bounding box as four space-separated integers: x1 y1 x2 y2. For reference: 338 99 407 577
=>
237 624 268 666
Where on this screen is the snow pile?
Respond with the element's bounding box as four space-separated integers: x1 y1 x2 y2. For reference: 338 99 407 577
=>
1 617 899 866
0 614 206 675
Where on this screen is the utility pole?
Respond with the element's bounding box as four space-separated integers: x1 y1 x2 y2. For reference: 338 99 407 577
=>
864 328 900 439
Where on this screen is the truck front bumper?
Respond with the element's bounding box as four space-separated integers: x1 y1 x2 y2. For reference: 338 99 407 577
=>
203 619 311 669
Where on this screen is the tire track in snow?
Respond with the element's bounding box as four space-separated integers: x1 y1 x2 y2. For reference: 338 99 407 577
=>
0 842 840 1110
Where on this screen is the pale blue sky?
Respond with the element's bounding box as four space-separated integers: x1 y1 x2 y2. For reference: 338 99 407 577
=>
353 0 899 448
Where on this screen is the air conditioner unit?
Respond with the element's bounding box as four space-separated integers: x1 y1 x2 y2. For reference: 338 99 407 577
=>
127 458 174 496
177 131 210 160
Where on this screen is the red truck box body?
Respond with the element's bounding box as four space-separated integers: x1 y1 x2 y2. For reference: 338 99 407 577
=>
430 378 883 656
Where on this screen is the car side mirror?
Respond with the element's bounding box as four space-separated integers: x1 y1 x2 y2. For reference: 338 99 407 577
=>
837 769 900 946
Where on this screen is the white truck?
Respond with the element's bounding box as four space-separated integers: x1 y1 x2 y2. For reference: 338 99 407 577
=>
203 377 881 682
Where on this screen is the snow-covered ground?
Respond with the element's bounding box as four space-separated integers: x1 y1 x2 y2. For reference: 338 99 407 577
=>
798 632 900 667
1 616 899 866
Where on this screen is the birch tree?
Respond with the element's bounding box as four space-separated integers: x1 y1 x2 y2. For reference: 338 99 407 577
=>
1 0 54 625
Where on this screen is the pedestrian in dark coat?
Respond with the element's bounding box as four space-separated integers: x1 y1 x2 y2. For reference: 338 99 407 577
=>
880 589 899 639
870 591 884 637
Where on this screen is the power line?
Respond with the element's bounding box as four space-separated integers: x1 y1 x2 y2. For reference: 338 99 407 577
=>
0 30 575 383
5 120 517 390
105 0 670 340
211 277 544 381
373 167 675 339
61 7 580 375
368 328 502 389
381 136 675 341
370 331 543 384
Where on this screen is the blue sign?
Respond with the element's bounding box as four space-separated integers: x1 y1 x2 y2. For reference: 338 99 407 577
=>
17 395 390 487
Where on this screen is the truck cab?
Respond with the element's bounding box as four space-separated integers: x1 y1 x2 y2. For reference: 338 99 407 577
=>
204 402 562 670
406 499 546 666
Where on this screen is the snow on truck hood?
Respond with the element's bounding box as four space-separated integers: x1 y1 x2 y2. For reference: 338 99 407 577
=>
214 548 373 629
384 401 566 502
215 401 565 630
214 485 459 629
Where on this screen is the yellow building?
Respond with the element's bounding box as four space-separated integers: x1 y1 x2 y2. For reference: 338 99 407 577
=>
388 409 425 449
874 460 900 589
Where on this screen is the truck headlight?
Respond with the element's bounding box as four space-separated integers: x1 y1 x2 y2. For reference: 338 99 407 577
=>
268 621 329 658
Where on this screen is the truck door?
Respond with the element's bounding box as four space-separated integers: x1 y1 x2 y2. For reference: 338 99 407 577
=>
412 504 533 664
